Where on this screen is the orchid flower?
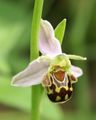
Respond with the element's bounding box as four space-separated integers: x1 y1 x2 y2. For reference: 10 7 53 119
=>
11 19 86 103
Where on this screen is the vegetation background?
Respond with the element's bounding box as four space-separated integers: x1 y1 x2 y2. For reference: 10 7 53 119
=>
0 0 96 120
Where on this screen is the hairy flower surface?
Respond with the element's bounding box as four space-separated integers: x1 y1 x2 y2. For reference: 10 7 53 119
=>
11 20 86 103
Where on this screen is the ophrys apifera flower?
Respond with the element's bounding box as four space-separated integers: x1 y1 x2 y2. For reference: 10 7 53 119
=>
11 19 86 103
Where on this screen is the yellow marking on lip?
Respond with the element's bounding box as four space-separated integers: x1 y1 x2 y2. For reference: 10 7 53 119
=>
56 96 61 101
47 88 53 94
65 94 68 100
55 85 68 93
70 87 73 91
64 86 68 90
51 74 69 93
55 86 60 93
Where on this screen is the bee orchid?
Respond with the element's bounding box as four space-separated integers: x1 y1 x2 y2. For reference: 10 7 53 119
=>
11 20 86 103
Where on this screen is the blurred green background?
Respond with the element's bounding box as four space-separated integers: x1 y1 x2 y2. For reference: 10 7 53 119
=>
0 0 96 120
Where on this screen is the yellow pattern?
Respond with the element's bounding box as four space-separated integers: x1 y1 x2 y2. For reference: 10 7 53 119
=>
70 87 73 91
65 94 68 100
55 96 61 101
55 85 68 93
47 88 53 94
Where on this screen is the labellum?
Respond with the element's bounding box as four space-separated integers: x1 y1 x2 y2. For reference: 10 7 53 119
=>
42 66 76 103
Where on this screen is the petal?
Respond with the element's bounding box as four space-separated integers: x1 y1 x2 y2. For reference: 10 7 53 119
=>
70 65 83 78
11 56 50 87
67 54 87 60
39 20 62 56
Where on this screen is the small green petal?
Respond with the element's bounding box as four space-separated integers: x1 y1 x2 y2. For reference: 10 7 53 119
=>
67 54 87 60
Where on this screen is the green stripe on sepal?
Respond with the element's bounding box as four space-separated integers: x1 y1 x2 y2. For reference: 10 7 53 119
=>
55 19 66 44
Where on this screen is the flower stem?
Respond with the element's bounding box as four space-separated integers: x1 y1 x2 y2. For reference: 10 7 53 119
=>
30 0 44 120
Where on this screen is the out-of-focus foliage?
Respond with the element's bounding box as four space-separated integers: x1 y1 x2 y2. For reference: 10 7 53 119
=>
0 0 96 120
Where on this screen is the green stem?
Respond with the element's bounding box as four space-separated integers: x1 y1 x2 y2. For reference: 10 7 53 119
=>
30 0 44 120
